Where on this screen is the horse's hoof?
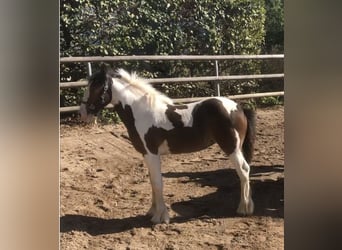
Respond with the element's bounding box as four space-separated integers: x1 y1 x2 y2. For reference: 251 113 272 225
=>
150 208 170 224
146 206 156 217
237 199 254 216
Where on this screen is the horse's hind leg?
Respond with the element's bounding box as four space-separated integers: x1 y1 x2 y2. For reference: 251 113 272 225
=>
144 154 170 224
214 126 254 215
230 149 254 215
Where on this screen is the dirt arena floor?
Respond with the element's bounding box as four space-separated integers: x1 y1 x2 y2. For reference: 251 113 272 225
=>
60 105 284 250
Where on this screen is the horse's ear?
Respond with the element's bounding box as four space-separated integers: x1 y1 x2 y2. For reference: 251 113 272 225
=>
100 63 110 74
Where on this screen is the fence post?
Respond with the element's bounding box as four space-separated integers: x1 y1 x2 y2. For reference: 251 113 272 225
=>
87 62 92 77
215 60 220 96
86 62 100 124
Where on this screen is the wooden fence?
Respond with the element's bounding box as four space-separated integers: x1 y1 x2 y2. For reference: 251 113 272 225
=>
60 55 284 113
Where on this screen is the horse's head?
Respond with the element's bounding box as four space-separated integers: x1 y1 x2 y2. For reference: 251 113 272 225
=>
80 64 114 123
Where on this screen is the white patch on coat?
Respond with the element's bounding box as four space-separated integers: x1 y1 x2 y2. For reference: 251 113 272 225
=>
143 154 170 223
215 97 238 114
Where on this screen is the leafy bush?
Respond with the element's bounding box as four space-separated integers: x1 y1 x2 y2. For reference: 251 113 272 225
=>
257 96 283 107
264 0 284 53
60 0 284 123
61 0 266 78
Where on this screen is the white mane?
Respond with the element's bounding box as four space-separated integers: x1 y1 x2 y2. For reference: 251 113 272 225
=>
116 68 173 108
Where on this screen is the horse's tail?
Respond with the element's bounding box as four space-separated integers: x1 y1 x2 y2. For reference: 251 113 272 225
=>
242 108 256 164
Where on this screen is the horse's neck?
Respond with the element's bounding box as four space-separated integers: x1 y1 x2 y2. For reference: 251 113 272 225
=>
111 81 141 135
112 79 141 106
112 100 148 154
110 78 167 126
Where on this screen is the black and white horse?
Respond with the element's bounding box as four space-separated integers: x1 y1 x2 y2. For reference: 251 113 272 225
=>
80 65 256 224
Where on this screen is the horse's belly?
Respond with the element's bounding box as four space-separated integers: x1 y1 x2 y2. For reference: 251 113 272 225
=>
164 128 214 154
169 141 215 154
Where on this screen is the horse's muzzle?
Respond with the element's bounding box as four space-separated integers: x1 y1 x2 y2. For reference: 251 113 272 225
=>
80 103 95 123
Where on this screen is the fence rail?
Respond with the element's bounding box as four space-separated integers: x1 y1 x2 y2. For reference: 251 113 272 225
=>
60 54 284 113
60 91 284 113
60 73 284 89
60 54 284 63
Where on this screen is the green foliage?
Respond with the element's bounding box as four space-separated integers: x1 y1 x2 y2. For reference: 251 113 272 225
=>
60 87 85 107
60 0 284 123
61 0 267 79
258 0 284 95
98 108 121 124
160 82 215 99
257 96 283 107
264 0 284 53
238 99 257 110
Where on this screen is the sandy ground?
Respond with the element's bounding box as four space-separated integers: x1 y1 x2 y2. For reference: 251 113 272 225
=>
60 105 284 250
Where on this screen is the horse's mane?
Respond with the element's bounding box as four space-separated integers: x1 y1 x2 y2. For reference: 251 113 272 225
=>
116 68 173 108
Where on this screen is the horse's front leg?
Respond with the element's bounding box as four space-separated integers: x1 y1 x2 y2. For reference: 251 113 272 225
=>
144 154 170 224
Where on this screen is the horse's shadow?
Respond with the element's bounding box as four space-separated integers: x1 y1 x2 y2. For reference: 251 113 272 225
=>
167 165 284 220
60 214 152 236
60 165 283 235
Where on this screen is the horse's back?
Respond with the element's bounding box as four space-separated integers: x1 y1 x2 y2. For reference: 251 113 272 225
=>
191 97 239 125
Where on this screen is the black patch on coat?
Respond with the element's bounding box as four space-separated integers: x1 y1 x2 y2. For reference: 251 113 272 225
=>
165 104 188 128
114 102 147 155
145 98 240 155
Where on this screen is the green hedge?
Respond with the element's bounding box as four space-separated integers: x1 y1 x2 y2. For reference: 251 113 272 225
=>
61 0 279 111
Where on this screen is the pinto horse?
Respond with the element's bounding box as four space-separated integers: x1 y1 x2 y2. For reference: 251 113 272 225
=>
80 64 256 224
